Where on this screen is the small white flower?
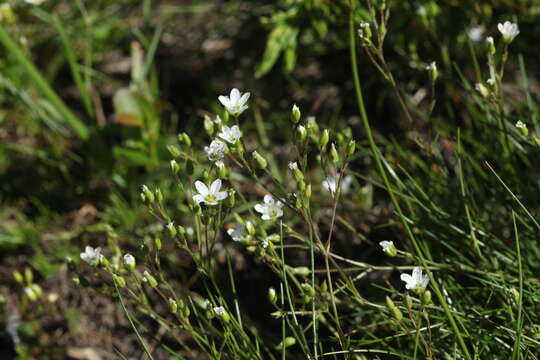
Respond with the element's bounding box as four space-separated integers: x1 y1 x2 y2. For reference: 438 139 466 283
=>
425 61 436 72
379 241 397 256
227 222 251 242
288 162 298 170
468 25 484 42
204 139 226 162
213 306 226 316
80 246 102 265
254 194 284 221
498 21 519 43
487 77 496 86
218 88 250 116
214 115 222 125
358 22 370 38
123 254 135 266
486 36 494 46
218 125 242 144
322 174 353 196
515 120 526 129
193 179 228 206
400 267 429 293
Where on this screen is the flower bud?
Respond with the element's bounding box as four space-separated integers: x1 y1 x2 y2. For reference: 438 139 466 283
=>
486 36 496 55
386 296 403 321
268 287 277 304
227 189 236 207
141 185 154 202
475 83 490 98
167 145 181 158
24 287 37 302
246 221 255 236
123 253 136 271
217 162 228 178
291 266 310 276
515 121 528 136
170 160 180 174
301 283 315 297
31 284 43 298
304 184 312 200
252 151 267 169
319 129 330 148
13 271 24 284
204 115 214 135
421 290 432 305
155 237 162 251
347 140 356 156
425 61 438 81
330 143 339 163
358 22 372 39
213 306 230 322
405 294 413 309
277 337 296 350
167 222 177 237
155 188 163 203
168 298 178 313
296 125 307 141
143 271 158 288
99 255 109 268
113 274 126 288
291 104 301 123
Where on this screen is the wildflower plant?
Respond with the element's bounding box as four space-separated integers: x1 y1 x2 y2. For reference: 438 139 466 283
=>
67 2 540 360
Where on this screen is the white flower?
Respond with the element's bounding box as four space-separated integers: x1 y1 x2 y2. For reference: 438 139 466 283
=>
218 125 242 144
288 162 298 170
515 120 526 129
227 222 251 242
218 88 250 116
193 179 228 206
379 241 397 256
487 77 496 86
498 21 519 43
204 139 226 162
214 115 222 125
358 22 370 38
123 254 135 266
400 267 429 293
425 61 436 72
486 36 494 46
80 246 102 265
322 174 353 196
468 25 484 42
254 194 284 221
213 306 226 316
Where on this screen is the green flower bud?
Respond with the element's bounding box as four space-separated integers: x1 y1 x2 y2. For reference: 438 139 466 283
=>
246 221 255 236
405 294 413 309
217 162 228 178
170 160 180 174
167 145 181 158
486 36 496 55
347 140 356 156
31 284 43 298
154 237 162 251
291 104 301 123
291 266 310 276
421 290 432 305
141 185 154 202
13 271 24 284
475 83 490 98
296 125 307 141
330 143 339 163
515 121 528 136
143 271 158 288
24 287 37 302
204 115 214 135
277 337 296 350
304 184 312 200
155 188 163 203
268 287 277 304
386 296 403 321
167 222 177 237
319 129 330 148
168 298 178 313
252 151 267 169
113 274 126 288
301 283 315 297
227 189 236 207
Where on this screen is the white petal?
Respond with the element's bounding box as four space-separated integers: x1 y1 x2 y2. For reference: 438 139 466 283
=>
263 194 274 204
195 181 208 196
239 92 250 105
254 204 265 214
210 179 222 194
218 95 230 108
230 88 240 102
216 191 228 201
400 273 412 285
193 194 205 204
412 267 423 281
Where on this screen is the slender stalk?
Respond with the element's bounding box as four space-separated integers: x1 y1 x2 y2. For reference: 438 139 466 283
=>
0 23 88 139
347 2 472 359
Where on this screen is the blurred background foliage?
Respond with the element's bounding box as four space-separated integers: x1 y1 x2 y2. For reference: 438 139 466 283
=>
1 0 540 358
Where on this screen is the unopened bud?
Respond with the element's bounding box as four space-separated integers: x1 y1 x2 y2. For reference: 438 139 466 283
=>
123 254 136 271
297 125 307 141
291 266 310 276
168 298 178 313
268 287 277 304
170 160 180 174
347 140 356 156
227 189 236 207
113 274 126 288
246 221 255 236
291 104 301 123
515 121 528 136
204 115 214 135
486 36 496 55
319 129 330 148
13 271 24 284
386 296 403 321
330 143 339 163
421 290 432 305
475 83 490 98
167 222 177 237
277 337 296 350
143 271 158 288
167 145 181 158
141 185 154 202
252 151 267 169
154 237 162 251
